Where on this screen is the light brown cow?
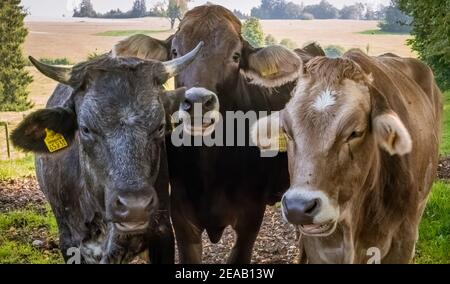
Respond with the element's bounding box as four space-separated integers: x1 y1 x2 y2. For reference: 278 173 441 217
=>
252 49 442 263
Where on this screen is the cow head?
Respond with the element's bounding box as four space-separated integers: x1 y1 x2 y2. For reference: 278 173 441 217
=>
113 5 302 126
252 56 412 237
11 44 213 234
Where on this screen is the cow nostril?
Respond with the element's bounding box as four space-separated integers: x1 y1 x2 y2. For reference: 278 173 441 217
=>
144 195 155 208
304 199 320 215
204 96 214 109
116 197 125 209
181 100 192 112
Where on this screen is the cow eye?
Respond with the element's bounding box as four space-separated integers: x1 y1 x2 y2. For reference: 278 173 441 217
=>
81 126 90 135
232 53 241 63
347 130 364 142
172 49 178 58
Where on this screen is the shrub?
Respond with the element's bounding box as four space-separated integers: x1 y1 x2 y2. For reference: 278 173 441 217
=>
242 17 265 48
39 58 72 66
324 45 346 58
300 13 314 20
280 39 298 50
265 34 277 46
87 50 103 61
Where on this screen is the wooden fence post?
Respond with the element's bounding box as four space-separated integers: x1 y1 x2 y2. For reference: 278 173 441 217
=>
0 122 11 159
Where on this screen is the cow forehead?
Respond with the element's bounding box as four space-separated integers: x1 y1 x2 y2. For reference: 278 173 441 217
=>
286 79 371 140
79 78 163 127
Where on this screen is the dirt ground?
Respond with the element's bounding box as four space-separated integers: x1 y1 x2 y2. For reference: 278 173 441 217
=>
438 157 450 181
0 177 299 264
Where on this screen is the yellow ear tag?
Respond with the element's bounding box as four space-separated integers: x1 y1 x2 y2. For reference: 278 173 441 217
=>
261 67 278 77
44 128 68 153
278 133 287 153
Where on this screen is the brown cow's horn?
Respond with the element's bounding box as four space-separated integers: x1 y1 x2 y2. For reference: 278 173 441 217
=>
29 56 72 85
163 41 204 77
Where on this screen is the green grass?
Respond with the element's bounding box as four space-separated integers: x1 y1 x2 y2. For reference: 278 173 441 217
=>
441 91 450 155
358 29 410 35
39 58 73 66
415 181 450 264
0 206 63 264
0 155 35 180
95 29 171 37
0 207 58 235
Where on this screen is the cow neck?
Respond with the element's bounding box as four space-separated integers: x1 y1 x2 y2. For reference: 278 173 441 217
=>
353 150 417 240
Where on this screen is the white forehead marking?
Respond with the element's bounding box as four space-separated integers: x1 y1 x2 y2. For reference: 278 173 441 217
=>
312 89 337 112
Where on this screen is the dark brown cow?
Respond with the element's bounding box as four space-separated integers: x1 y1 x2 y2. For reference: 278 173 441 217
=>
252 50 442 263
112 5 326 263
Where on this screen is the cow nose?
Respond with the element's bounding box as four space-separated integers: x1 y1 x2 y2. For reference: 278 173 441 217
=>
112 189 157 222
183 88 218 113
282 192 321 225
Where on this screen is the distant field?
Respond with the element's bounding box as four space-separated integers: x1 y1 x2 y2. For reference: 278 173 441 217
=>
95 29 171 37
0 17 417 159
23 18 414 63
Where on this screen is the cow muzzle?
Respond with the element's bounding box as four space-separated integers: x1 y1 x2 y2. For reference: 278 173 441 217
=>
179 87 220 136
110 188 158 234
282 189 339 237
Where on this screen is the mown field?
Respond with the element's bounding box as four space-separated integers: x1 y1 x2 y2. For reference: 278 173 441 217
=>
0 18 448 264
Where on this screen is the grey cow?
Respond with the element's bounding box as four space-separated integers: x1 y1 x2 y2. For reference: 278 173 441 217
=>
11 43 218 263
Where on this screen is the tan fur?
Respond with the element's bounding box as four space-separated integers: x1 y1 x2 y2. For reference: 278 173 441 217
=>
373 112 412 156
256 50 442 263
244 46 303 88
113 34 168 61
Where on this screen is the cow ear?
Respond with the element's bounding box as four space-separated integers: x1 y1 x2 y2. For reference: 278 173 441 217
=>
11 107 77 154
112 34 171 61
241 42 303 88
251 112 286 152
294 42 326 65
371 86 412 156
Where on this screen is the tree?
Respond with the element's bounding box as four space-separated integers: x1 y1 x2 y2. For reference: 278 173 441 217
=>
265 34 277 46
304 0 339 19
233 9 249 19
73 0 97 18
284 2 303 19
0 0 33 111
398 0 450 90
167 0 190 29
130 0 147 18
340 3 365 20
379 1 412 33
242 17 264 48
151 1 166 17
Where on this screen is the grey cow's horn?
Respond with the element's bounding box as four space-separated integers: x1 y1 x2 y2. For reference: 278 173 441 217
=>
163 41 204 77
29 56 72 85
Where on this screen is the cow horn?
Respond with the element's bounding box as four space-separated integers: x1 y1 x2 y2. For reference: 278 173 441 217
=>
163 41 204 77
29 56 72 85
